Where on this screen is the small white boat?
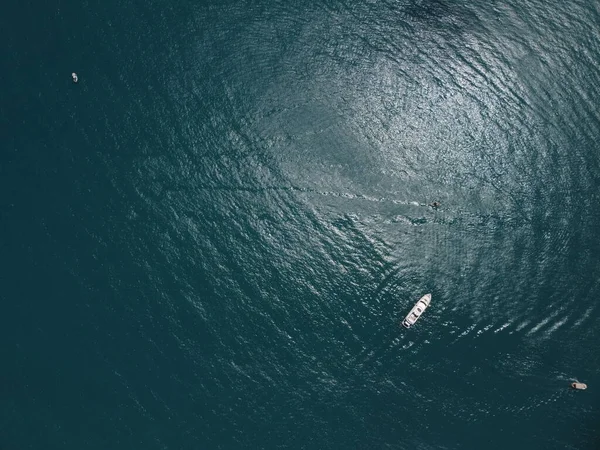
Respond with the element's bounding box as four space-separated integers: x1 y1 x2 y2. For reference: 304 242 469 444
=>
571 382 587 390
72 72 78 83
402 293 431 329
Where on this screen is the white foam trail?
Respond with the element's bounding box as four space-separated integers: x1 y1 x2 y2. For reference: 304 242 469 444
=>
573 305 594 328
402 341 414 350
493 321 511 333
514 320 530 332
455 323 477 340
527 316 553 335
475 324 493 336
545 316 569 335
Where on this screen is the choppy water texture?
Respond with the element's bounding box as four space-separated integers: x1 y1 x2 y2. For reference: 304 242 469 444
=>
1 0 600 448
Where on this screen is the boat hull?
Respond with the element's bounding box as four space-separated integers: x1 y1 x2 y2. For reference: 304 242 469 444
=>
402 294 431 329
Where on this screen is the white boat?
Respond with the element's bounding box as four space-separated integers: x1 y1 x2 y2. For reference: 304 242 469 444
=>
72 72 78 83
402 293 431 329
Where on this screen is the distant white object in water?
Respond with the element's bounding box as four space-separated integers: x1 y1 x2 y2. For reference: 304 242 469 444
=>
72 72 78 83
402 293 431 329
571 382 587 390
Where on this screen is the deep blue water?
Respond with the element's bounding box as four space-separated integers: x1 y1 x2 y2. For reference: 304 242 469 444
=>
1 0 600 448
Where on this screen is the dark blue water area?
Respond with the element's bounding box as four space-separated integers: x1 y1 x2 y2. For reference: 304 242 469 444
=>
2 0 600 448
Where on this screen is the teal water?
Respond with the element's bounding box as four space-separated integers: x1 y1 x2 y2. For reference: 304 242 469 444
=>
1 0 600 448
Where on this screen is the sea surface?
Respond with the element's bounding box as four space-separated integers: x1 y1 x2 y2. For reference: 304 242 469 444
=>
1 0 600 448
